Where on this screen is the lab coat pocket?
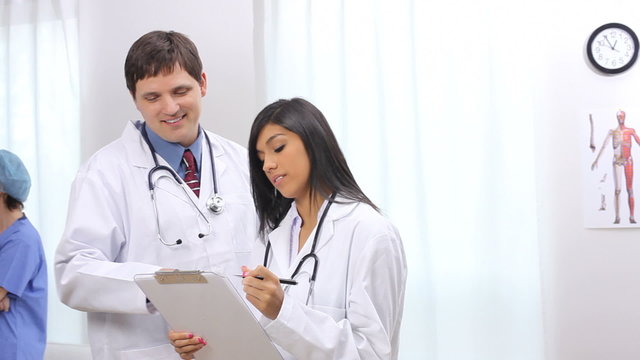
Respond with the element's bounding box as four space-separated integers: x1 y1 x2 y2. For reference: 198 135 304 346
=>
119 343 177 360
234 250 252 269
310 304 346 323
222 192 257 252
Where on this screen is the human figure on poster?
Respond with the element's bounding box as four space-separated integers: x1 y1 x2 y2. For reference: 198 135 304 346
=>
591 110 640 224
598 173 607 211
589 113 596 152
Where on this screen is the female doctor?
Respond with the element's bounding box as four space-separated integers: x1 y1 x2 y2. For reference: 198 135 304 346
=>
170 98 407 359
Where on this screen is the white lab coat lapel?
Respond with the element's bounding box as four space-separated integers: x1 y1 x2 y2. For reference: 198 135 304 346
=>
127 124 229 207
266 208 297 272
123 120 191 201
124 121 155 171
267 198 359 277
122 122 172 203
306 199 358 255
147 157 189 203
123 122 201 245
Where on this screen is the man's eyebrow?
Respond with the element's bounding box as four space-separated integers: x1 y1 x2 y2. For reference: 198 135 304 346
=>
141 91 160 98
173 84 194 90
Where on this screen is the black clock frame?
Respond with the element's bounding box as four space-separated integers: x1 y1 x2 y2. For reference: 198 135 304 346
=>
587 22 639 74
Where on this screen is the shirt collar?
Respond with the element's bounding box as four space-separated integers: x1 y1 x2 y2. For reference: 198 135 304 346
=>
144 123 203 171
290 198 331 221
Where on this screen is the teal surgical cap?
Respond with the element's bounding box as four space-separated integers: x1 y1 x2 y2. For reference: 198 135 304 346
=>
0 150 31 202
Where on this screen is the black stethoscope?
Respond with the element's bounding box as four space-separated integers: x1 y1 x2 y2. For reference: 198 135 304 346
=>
262 193 336 305
140 125 225 246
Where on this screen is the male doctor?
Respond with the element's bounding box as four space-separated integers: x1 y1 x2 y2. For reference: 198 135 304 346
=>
55 31 256 360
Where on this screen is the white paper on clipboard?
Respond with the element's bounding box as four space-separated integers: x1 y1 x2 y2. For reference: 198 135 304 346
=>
134 271 283 360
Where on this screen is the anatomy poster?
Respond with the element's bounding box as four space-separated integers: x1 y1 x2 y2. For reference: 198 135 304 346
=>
584 107 640 228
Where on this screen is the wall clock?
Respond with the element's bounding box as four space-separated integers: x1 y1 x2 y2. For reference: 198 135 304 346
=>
587 23 639 74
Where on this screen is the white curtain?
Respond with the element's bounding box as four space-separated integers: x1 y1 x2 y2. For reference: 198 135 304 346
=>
256 1 544 358
0 0 84 344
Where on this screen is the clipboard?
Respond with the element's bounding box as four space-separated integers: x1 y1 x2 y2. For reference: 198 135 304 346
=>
134 271 283 360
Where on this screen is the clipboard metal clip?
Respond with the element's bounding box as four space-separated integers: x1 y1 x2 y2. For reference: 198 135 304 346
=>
154 270 208 284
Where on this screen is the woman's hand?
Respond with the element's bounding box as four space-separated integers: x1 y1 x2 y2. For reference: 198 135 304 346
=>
241 265 285 320
168 330 206 360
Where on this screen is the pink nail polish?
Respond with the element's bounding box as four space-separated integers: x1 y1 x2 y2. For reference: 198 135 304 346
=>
242 270 248 277
198 337 207 345
187 333 193 339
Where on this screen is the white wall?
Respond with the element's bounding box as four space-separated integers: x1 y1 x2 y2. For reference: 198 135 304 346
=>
534 2 640 359
78 0 258 160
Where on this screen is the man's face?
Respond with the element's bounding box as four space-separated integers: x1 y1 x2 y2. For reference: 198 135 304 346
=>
618 111 626 125
133 65 207 147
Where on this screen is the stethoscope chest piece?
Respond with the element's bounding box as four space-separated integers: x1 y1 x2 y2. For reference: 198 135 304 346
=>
206 194 225 214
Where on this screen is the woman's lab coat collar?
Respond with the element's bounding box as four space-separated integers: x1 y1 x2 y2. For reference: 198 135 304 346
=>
265 196 358 269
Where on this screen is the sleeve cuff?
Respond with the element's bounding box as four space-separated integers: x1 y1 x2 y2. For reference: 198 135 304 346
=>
263 292 294 334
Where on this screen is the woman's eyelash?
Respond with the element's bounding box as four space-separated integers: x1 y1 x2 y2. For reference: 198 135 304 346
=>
274 145 285 153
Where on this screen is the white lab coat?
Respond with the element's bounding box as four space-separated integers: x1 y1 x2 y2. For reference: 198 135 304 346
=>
55 121 257 360
252 198 407 360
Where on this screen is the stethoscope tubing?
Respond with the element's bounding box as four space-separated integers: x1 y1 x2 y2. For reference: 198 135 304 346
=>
147 165 181 190
141 125 219 195
263 193 336 304
140 124 222 246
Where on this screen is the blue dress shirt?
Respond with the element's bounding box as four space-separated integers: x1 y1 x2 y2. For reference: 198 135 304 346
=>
144 123 204 178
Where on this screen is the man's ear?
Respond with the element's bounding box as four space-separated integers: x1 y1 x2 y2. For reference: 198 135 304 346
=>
199 72 208 97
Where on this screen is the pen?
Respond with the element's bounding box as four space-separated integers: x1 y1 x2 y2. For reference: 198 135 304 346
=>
235 274 298 285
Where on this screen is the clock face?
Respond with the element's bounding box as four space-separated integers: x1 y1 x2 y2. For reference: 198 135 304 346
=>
587 23 639 74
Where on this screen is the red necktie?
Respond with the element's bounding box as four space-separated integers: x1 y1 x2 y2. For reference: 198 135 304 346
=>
182 149 200 197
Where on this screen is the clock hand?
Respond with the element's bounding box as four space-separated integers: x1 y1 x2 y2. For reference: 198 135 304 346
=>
613 39 619 51
604 35 615 49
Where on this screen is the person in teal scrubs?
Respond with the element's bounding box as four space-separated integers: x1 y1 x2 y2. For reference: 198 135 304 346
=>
0 149 48 359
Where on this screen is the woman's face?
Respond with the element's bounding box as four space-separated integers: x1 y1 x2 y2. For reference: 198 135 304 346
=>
255 123 311 200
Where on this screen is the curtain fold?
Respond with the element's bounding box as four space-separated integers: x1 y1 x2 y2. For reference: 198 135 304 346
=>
0 0 84 344
257 1 543 358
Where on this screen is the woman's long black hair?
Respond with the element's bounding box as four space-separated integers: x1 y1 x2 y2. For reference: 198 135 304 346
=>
248 98 378 237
